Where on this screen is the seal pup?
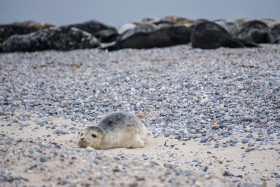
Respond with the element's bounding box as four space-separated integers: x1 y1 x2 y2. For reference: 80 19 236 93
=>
78 112 149 150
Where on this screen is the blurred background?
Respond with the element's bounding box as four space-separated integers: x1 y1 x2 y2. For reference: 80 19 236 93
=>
0 0 280 27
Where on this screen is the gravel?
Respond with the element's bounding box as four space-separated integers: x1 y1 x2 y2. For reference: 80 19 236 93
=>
0 43 279 186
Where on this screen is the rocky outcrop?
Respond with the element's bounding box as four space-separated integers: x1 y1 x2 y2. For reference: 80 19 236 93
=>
0 26 100 52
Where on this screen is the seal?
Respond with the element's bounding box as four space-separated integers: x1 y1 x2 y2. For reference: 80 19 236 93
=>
191 21 244 49
270 23 280 43
78 112 149 150
233 20 272 44
105 23 191 51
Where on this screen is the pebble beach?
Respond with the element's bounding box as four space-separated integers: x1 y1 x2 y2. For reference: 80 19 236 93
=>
0 44 280 186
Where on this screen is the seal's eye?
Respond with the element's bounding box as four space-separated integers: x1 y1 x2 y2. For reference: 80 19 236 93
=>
81 133 83 136
91 134 97 138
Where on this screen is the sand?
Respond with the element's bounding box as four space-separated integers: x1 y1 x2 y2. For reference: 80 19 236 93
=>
1 111 279 186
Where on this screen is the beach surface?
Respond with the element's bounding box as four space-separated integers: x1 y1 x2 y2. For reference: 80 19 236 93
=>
0 44 279 186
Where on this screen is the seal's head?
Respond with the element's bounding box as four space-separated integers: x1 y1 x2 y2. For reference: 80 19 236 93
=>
78 126 104 149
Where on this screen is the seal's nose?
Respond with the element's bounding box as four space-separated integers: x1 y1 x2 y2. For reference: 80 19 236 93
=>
81 138 85 140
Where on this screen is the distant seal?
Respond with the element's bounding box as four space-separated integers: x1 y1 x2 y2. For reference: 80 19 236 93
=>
105 23 192 51
270 23 280 43
160 16 195 26
191 21 244 49
78 112 149 150
233 20 272 44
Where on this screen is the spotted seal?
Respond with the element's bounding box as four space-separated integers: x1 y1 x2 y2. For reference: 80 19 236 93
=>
78 112 149 150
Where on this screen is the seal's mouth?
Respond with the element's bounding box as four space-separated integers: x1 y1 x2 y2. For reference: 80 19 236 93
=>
78 140 87 148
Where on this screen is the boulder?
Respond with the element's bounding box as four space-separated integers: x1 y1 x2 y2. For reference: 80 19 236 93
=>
0 26 100 52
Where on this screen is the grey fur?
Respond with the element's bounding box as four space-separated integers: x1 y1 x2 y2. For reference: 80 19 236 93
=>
79 112 149 150
97 112 142 133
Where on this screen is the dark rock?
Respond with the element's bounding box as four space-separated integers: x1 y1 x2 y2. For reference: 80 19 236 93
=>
247 134 254 139
0 26 100 52
53 130 69 135
191 21 244 49
248 143 255 147
0 24 40 43
202 166 208 172
274 173 280 178
200 137 208 143
242 138 249 144
175 135 181 139
142 154 148 160
105 23 191 50
270 23 280 43
223 171 233 177
40 156 48 162
245 148 253 152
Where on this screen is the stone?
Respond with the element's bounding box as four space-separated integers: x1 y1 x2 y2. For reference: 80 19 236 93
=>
223 171 233 177
245 148 253 152
53 130 69 135
86 146 95 152
182 170 192 176
40 156 48 162
274 173 280 178
211 124 219 129
242 138 249 144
